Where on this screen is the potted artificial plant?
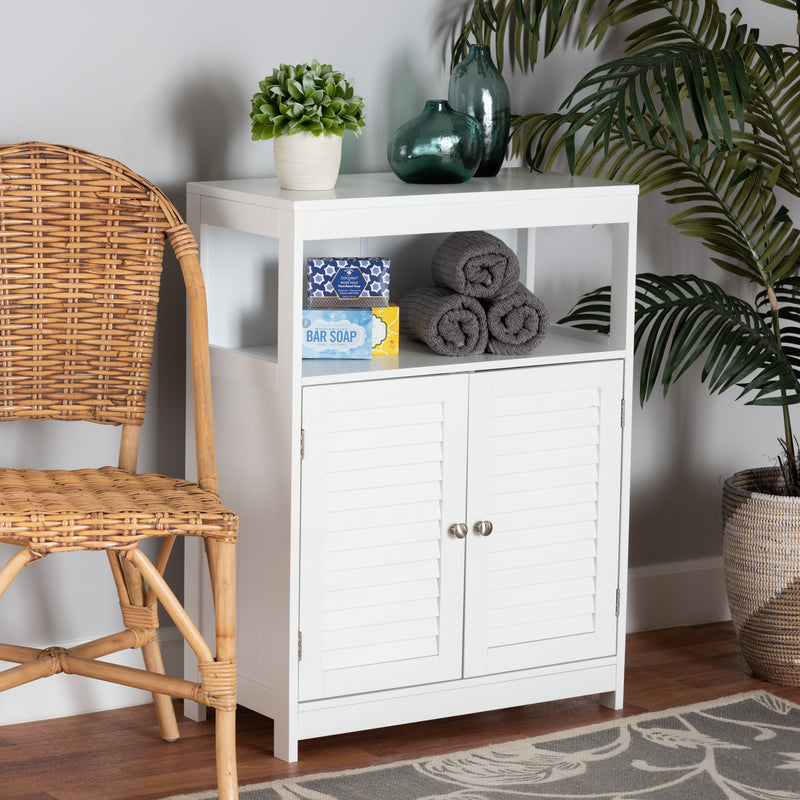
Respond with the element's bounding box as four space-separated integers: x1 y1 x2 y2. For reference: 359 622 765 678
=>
453 0 800 684
250 60 365 191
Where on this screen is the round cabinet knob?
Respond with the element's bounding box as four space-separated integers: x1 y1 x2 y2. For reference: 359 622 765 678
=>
474 520 493 536
448 523 468 539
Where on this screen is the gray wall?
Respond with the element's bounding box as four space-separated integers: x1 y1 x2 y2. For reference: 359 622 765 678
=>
0 0 791 719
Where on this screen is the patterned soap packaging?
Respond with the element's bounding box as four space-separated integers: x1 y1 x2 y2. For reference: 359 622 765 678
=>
306 257 390 308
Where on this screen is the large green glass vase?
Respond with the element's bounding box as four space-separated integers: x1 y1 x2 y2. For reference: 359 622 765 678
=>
387 100 482 184
448 44 510 177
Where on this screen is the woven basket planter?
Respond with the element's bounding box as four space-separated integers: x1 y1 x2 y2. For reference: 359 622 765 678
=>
722 466 800 686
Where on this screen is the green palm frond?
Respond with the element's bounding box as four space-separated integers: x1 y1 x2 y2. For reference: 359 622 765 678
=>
546 42 786 168
758 0 797 11
456 0 800 468
757 279 800 375
559 274 800 406
512 109 800 288
452 0 501 56
658 147 800 285
735 44 800 195
589 0 745 53
452 0 596 70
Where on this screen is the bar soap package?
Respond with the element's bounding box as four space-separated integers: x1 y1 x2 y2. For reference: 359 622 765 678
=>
301 308 373 359
306 257 390 308
372 304 399 356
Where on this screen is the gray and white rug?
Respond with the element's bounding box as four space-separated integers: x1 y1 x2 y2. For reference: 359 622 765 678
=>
167 691 800 799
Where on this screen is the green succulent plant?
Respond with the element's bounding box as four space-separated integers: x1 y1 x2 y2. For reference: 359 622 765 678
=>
250 60 365 140
454 0 800 492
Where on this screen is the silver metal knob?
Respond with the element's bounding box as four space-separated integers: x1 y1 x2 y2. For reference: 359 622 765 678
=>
448 523 468 539
474 520 493 536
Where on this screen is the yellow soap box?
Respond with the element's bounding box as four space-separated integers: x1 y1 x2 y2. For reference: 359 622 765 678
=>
372 304 399 356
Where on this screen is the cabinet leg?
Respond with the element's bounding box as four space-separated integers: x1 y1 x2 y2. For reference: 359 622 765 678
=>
599 689 624 710
273 721 299 763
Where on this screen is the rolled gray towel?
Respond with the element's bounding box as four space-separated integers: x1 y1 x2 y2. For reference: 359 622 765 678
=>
484 283 549 355
400 286 488 357
431 230 520 299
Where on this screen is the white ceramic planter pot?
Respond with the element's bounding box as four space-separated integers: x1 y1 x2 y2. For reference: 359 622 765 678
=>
273 131 343 191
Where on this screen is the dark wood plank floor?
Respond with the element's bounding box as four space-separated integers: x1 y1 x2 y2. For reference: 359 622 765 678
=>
2 622 800 800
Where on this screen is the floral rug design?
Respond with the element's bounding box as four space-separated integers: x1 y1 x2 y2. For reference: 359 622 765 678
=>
167 691 800 800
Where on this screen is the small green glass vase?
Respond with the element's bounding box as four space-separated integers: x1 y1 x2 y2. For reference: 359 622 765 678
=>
387 100 482 184
448 44 510 177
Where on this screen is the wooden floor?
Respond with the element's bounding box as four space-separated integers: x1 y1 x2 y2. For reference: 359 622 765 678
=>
3 622 800 800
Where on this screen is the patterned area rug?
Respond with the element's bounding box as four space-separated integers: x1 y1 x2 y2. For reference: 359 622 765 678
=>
166 692 800 800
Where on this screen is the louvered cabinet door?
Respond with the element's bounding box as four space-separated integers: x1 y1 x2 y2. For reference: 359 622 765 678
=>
463 361 624 678
299 374 469 701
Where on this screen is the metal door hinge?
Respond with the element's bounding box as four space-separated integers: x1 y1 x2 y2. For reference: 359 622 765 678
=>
300 429 305 459
620 398 626 429
298 631 303 661
615 588 621 617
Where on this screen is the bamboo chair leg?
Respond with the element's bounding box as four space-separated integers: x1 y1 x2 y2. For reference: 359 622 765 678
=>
140 637 180 742
125 548 213 663
216 707 238 800
109 549 180 742
207 538 238 800
0 547 37 600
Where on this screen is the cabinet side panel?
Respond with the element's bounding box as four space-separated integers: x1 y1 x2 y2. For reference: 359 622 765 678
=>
299 375 468 700
209 349 286 719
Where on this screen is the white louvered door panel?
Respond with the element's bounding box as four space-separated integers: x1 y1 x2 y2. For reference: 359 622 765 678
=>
463 362 624 677
299 374 469 700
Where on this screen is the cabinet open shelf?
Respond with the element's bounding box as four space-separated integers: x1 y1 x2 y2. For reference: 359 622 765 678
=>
226 327 625 386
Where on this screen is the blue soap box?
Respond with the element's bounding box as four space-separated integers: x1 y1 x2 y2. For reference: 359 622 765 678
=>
301 309 373 359
306 257 390 308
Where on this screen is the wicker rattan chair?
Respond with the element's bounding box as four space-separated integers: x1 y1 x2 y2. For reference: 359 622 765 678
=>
0 142 238 799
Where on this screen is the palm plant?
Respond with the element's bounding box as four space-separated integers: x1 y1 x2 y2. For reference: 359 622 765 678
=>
453 0 800 492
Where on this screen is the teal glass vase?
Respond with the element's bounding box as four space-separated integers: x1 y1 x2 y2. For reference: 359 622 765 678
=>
387 100 482 184
448 44 510 177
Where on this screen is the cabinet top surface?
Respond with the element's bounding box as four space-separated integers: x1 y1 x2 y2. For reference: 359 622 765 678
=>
187 168 639 210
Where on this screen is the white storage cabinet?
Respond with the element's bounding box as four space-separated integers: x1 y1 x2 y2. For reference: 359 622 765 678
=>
185 170 638 762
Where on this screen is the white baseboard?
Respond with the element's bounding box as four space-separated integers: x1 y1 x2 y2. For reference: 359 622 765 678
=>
0 625 183 726
626 556 731 633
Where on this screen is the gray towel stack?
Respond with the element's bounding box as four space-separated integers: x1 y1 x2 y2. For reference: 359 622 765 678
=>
431 230 519 299
401 231 548 357
485 283 549 355
400 287 488 357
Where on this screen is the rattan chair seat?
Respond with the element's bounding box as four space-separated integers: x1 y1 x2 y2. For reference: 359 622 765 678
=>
0 466 237 553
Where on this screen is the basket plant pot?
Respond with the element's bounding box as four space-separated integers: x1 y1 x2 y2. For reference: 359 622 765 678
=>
722 466 800 686
273 131 342 191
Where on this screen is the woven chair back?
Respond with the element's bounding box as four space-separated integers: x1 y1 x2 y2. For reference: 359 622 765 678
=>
0 142 183 427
